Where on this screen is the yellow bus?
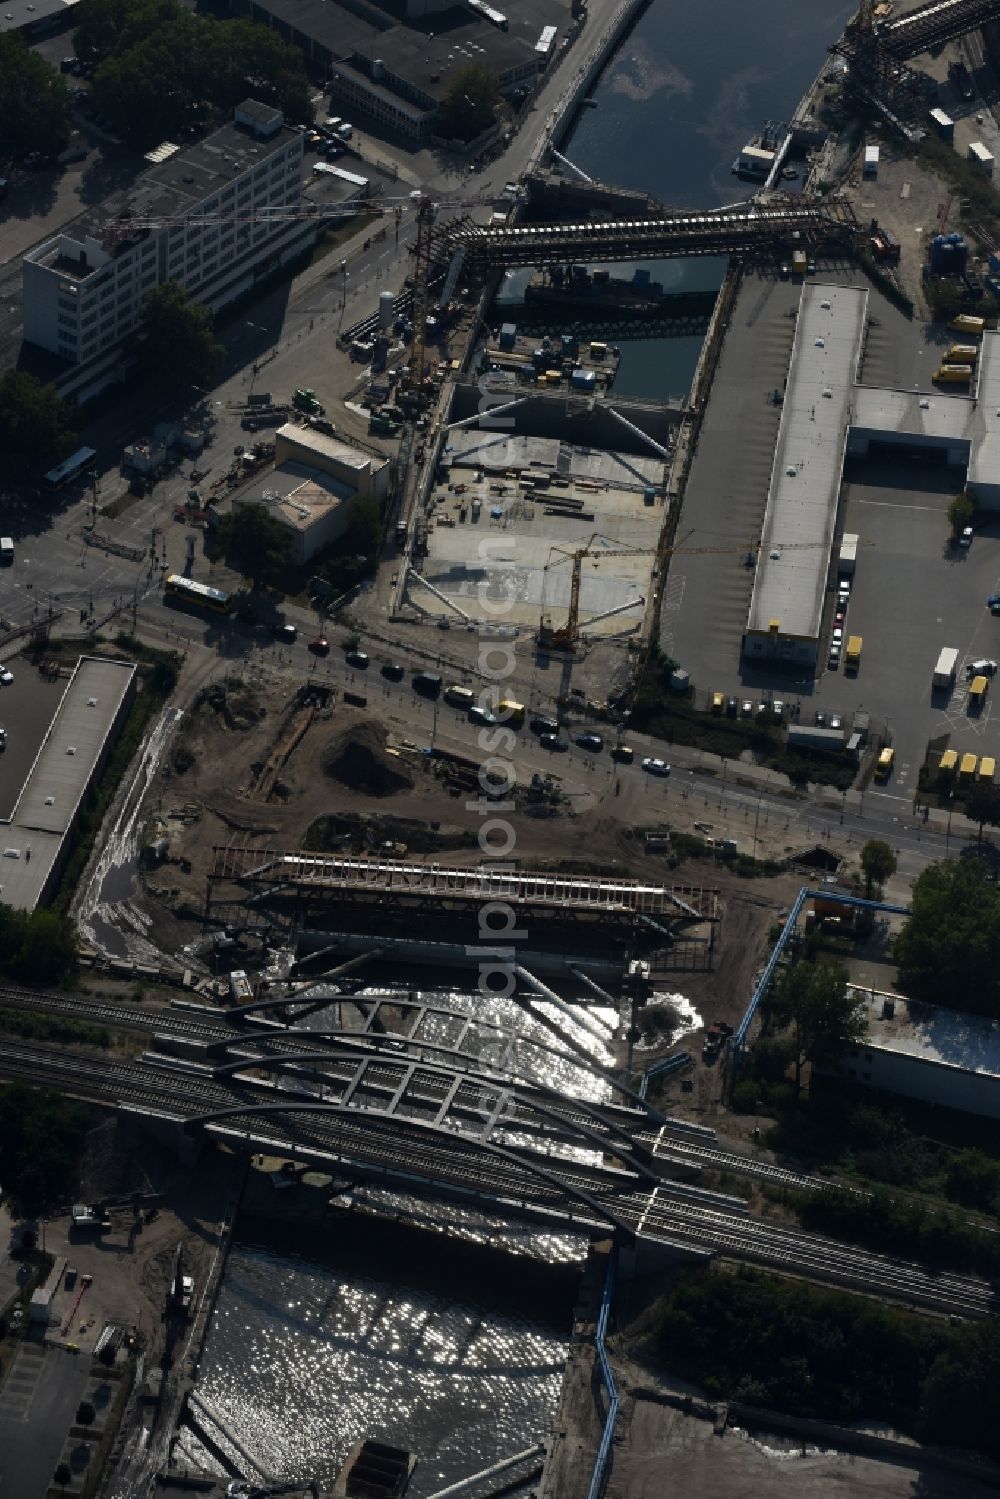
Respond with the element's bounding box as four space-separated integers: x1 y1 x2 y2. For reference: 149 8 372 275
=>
979 756 996 783
945 344 979 365
960 752 978 783
934 363 972 384
498 698 525 728
950 314 985 336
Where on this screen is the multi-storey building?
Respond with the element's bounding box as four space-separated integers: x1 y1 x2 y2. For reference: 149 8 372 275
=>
23 100 311 402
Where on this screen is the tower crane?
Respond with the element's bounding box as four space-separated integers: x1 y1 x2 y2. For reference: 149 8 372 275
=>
538 532 874 652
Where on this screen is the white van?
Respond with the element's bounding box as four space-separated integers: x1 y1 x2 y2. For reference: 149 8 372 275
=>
0 538 13 564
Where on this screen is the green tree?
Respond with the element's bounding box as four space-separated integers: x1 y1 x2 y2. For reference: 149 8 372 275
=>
76 1400 95 1427
53 1462 71 1491
436 63 501 141
894 858 1000 1015
0 1083 92 1212
0 371 79 466
774 961 868 1094
218 502 293 590
945 1149 1000 1212
964 780 1000 844
0 34 71 160
73 0 176 64
860 838 897 897
947 491 974 538
132 282 224 393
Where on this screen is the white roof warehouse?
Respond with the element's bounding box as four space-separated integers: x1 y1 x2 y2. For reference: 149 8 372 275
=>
743 283 868 668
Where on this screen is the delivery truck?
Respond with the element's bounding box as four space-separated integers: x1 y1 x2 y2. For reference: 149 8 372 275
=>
933 646 959 688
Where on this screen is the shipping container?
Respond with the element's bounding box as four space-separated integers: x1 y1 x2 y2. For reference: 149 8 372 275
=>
864 144 880 176
929 107 954 140
968 141 995 175
787 725 847 751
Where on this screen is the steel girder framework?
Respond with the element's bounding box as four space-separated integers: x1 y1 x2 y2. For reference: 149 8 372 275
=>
832 34 938 120
213 999 658 1119
445 201 861 271
880 0 1000 59
208 1038 657 1175
187 1100 639 1236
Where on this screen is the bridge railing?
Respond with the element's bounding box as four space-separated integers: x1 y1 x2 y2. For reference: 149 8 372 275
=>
587 1251 619 1499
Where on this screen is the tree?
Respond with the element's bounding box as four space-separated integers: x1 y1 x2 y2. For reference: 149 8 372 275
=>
436 63 501 142
218 502 292 590
0 34 71 160
0 371 79 465
53 1462 72 1491
894 858 1000 1015
947 491 974 538
131 282 224 393
964 781 1000 844
860 838 897 897
774 961 868 1094
76 1400 95 1427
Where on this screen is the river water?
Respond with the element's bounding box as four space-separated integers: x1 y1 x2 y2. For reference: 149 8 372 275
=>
187 7 858 1486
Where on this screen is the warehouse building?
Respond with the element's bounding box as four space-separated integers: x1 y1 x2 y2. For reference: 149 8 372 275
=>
742 284 868 668
0 657 137 912
824 987 1000 1123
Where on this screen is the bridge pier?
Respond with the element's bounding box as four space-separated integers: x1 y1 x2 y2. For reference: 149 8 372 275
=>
119 1104 205 1167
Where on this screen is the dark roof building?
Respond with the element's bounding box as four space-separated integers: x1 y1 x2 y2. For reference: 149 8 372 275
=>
231 0 570 137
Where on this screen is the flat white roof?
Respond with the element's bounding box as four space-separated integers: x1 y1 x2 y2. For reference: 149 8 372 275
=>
853 987 1000 1080
747 283 868 642
967 332 1000 493
275 423 377 476
0 656 135 911
851 384 973 445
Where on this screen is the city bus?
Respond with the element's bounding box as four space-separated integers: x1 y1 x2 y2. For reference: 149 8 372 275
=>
163 574 232 614
43 446 97 489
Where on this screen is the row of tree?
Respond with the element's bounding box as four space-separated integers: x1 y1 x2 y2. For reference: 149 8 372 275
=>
0 33 72 160
74 0 313 147
655 1266 1000 1456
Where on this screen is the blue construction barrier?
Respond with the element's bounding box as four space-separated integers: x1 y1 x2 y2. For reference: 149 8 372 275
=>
586 1252 619 1499
732 886 911 1068
638 1051 693 1099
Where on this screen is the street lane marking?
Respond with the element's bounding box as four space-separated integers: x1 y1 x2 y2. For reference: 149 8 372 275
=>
854 498 943 512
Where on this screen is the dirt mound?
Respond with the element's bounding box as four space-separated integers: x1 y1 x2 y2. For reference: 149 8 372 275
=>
322 721 414 797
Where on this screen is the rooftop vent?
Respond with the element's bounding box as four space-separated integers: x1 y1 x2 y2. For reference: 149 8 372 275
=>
814 337 826 348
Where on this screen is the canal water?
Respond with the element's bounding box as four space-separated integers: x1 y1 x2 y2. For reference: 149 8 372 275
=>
188 6 859 1484
561 0 856 399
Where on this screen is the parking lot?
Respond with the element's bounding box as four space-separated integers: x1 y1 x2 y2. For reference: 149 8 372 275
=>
664 265 1000 797
0 667 68 820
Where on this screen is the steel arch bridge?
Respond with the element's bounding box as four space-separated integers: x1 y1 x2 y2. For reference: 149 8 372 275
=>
215 992 653 1121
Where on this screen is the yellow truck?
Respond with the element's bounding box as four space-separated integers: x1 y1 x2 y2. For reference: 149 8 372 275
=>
979 756 996 783
875 746 895 781
939 748 959 776
792 248 808 276
945 344 979 365
949 314 985 336
969 673 989 709
934 363 972 384
845 634 863 673
960 751 978 783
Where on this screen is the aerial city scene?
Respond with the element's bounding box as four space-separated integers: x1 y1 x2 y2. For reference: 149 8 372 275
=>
6 0 1000 1495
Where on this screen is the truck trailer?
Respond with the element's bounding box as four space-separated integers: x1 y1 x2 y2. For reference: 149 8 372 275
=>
933 646 959 688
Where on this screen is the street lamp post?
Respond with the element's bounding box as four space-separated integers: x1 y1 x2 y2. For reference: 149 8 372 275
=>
751 793 763 869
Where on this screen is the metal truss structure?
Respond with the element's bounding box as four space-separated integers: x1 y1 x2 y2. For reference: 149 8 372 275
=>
879 0 1000 59
446 200 861 271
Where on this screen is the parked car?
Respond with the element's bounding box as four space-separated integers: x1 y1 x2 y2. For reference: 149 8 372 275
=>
741 700 753 717
960 526 974 548
345 650 369 669
273 623 297 643
726 696 738 717
307 636 329 656
641 757 671 776
815 710 827 727
610 744 634 763
530 715 560 736
575 732 604 752
830 713 843 730
469 705 496 727
828 645 841 668
0 669 13 686
540 733 568 752
968 658 999 677
381 662 405 680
